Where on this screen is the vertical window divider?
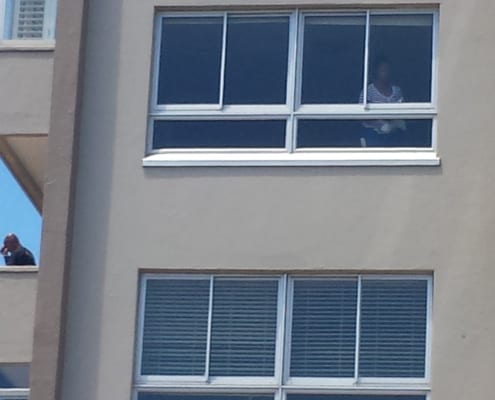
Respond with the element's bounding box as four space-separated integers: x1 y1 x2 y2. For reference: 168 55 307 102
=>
275 275 288 385
282 276 294 384
353 275 362 383
218 12 228 109
285 10 300 153
362 11 371 110
204 275 215 382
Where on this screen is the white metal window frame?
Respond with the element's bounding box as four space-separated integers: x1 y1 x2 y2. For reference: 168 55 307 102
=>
144 9 440 167
0 0 56 48
135 273 432 396
0 388 30 399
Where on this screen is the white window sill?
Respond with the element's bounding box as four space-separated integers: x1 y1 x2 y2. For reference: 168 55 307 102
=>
0 40 55 51
143 151 441 167
0 266 38 273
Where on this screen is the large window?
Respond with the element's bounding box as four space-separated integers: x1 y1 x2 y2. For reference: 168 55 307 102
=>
0 363 29 399
0 0 56 42
146 10 438 166
135 275 432 400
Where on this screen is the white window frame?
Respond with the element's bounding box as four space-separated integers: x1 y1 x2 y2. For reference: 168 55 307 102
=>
144 8 439 167
0 0 56 49
134 273 432 400
0 388 30 399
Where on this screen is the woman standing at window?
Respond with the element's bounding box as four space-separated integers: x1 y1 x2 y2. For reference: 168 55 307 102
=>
360 57 406 147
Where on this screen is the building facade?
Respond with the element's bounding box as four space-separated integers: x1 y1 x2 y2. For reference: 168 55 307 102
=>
1 1 495 400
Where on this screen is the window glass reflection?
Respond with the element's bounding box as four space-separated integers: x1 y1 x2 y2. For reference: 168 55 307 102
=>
224 16 290 104
158 17 223 104
0 364 29 388
297 119 432 148
367 14 433 103
302 15 366 104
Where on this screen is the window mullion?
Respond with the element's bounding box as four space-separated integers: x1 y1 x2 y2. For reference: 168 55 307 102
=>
285 10 299 153
218 12 228 109
275 275 288 386
362 10 371 110
204 275 215 381
353 275 363 383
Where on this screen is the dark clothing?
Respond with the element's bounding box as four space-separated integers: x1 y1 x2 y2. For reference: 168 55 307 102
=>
4 246 36 266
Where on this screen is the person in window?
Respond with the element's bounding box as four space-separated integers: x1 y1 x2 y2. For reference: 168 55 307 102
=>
1 234 36 266
359 57 406 147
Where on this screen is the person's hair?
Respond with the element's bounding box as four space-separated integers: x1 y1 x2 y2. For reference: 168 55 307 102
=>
372 56 391 78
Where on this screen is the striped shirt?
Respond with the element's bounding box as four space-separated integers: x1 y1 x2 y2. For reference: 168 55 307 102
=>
359 83 404 104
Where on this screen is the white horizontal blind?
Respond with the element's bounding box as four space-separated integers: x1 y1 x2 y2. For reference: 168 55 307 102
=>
287 395 426 400
209 278 279 376
141 278 210 376
12 0 45 39
290 279 358 377
359 279 428 378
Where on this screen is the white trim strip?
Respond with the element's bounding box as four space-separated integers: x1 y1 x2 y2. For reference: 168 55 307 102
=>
143 151 440 167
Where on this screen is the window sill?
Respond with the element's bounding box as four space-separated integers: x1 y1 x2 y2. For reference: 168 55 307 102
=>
0 266 38 273
143 151 440 167
0 40 55 51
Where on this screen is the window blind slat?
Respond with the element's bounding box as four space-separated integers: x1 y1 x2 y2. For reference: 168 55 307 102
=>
141 279 210 376
359 279 428 378
209 279 278 377
290 279 358 378
14 0 46 39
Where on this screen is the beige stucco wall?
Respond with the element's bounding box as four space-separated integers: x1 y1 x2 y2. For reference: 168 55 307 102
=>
0 270 37 362
62 0 495 399
0 51 53 135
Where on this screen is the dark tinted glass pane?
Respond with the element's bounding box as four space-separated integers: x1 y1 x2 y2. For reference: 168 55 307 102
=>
224 16 289 104
0 364 29 388
153 120 286 149
141 279 210 376
368 14 433 103
210 279 278 376
359 279 428 378
290 279 358 378
302 15 365 104
297 119 432 148
158 17 223 104
288 395 426 400
139 395 273 400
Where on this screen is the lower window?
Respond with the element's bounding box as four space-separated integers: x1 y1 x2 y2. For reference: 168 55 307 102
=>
135 274 431 400
0 363 29 400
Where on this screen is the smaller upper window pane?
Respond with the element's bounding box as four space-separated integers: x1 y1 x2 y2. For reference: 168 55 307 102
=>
0 363 29 388
297 118 433 148
301 15 366 104
224 16 290 104
153 120 286 149
158 17 224 104
367 14 433 103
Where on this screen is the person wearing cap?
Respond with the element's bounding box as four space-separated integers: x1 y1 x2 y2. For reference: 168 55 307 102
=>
1 233 36 266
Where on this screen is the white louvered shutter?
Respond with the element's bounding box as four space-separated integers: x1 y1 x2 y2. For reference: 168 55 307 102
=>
13 0 46 39
290 279 358 377
359 279 428 378
209 278 279 377
141 278 210 376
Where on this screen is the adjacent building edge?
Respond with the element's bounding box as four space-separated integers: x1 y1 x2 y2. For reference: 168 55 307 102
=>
28 0 88 399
